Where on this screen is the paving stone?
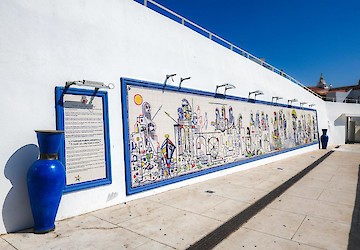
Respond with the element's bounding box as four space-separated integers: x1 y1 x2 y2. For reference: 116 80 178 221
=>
285 185 324 200
0 237 16 250
318 189 356 206
91 199 164 225
210 183 268 203
151 188 228 215
214 228 319 250
118 205 221 249
2 214 152 250
293 216 351 250
2 147 359 250
243 208 306 239
269 194 353 224
201 199 250 222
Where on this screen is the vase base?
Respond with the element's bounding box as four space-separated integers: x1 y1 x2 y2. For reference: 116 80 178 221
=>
34 226 55 234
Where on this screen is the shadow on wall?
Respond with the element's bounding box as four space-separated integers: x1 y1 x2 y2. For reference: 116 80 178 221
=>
334 114 346 126
2 144 39 233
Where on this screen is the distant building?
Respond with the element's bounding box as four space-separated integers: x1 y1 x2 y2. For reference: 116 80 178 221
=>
308 74 360 103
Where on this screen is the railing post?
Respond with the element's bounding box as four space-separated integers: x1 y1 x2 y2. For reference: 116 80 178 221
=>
138 0 331 100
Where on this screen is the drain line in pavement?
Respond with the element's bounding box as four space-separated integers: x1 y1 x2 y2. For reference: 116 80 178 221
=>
187 150 335 250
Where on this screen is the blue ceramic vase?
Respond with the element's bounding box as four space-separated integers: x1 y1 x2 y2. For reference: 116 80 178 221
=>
320 129 329 149
27 130 65 234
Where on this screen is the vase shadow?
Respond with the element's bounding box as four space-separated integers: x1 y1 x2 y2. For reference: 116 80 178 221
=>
2 144 39 233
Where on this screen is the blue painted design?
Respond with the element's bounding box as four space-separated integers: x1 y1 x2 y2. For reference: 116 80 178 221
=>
27 131 65 233
121 78 319 195
55 87 112 193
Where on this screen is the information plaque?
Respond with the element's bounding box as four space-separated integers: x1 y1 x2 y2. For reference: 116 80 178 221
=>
56 87 112 192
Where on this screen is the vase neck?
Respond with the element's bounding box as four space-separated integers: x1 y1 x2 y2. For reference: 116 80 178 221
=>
40 153 59 160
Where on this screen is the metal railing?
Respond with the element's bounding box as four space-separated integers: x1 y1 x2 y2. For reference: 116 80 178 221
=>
134 0 323 100
325 96 360 103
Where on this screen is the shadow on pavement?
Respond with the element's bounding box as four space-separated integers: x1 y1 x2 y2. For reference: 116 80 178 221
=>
348 164 360 249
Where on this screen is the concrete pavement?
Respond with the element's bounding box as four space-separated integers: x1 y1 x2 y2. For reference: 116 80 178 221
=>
1 144 359 250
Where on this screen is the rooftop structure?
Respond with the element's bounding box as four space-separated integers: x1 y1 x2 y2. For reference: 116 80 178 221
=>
309 74 360 103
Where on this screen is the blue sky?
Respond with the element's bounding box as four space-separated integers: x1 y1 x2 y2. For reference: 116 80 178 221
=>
151 0 360 87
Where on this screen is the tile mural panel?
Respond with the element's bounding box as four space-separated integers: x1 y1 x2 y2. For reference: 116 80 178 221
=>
122 79 318 194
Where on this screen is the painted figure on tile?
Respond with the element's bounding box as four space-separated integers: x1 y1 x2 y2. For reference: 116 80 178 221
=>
161 134 176 177
127 87 319 189
292 110 298 145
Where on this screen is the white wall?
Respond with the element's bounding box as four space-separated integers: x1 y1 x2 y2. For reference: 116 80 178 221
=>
0 0 352 234
325 102 360 145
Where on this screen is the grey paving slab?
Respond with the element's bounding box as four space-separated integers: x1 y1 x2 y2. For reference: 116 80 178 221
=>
303 172 334 181
252 180 280 191
219 175 266 188
0 237 16 250
182 177 224 192
285 185 324 200
213 228 320 250
293 216 351 250
269 194 354 224
331 173 359 183
90 199 165 225
318 189 356 206
2 146 359 250
118 205 221 249
148 188 228 215
326 179 359 193
310 160 341 173
243 207 306 239
135 240 175 250
265 173 294 183
2 214 154 250
210 183 268 203
336 166 359 175
292 177 329 189
201 199 250 222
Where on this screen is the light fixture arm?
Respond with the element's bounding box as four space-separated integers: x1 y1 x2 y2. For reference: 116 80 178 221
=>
248 90 264 99
216 83 236 95
179 77 191 89
65 80 114 90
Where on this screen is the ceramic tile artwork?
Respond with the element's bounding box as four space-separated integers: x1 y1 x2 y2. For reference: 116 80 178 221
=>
124 80 319 191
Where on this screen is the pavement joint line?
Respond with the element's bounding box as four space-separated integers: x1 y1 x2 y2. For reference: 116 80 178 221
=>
116 224 177 250
187 150 335 250
1 237 18 250
290 215 307 240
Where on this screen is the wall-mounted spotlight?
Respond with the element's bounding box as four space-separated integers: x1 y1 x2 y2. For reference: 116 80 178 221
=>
272 96 283 103
216 83 236 95
309 104 316 107
300 102 307 107
248 90 264 100
165 73 176 82
287 98 298 105
163 73 176 92
66 80 114 89
179 77 191 89
65 80 114 105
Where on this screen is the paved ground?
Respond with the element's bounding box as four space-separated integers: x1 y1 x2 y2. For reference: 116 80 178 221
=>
1 144 359 250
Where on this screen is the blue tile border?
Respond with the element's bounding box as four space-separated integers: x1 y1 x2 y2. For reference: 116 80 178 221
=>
121 77 319 195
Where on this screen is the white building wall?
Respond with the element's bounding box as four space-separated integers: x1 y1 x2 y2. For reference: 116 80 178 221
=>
325 102 360 145
0 0 353 234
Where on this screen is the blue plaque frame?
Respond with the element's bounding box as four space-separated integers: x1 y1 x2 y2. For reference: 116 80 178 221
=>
55 87 112 193
121 78 319 195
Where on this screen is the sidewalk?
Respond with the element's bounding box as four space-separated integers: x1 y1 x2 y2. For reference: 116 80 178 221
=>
1 145 359 250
